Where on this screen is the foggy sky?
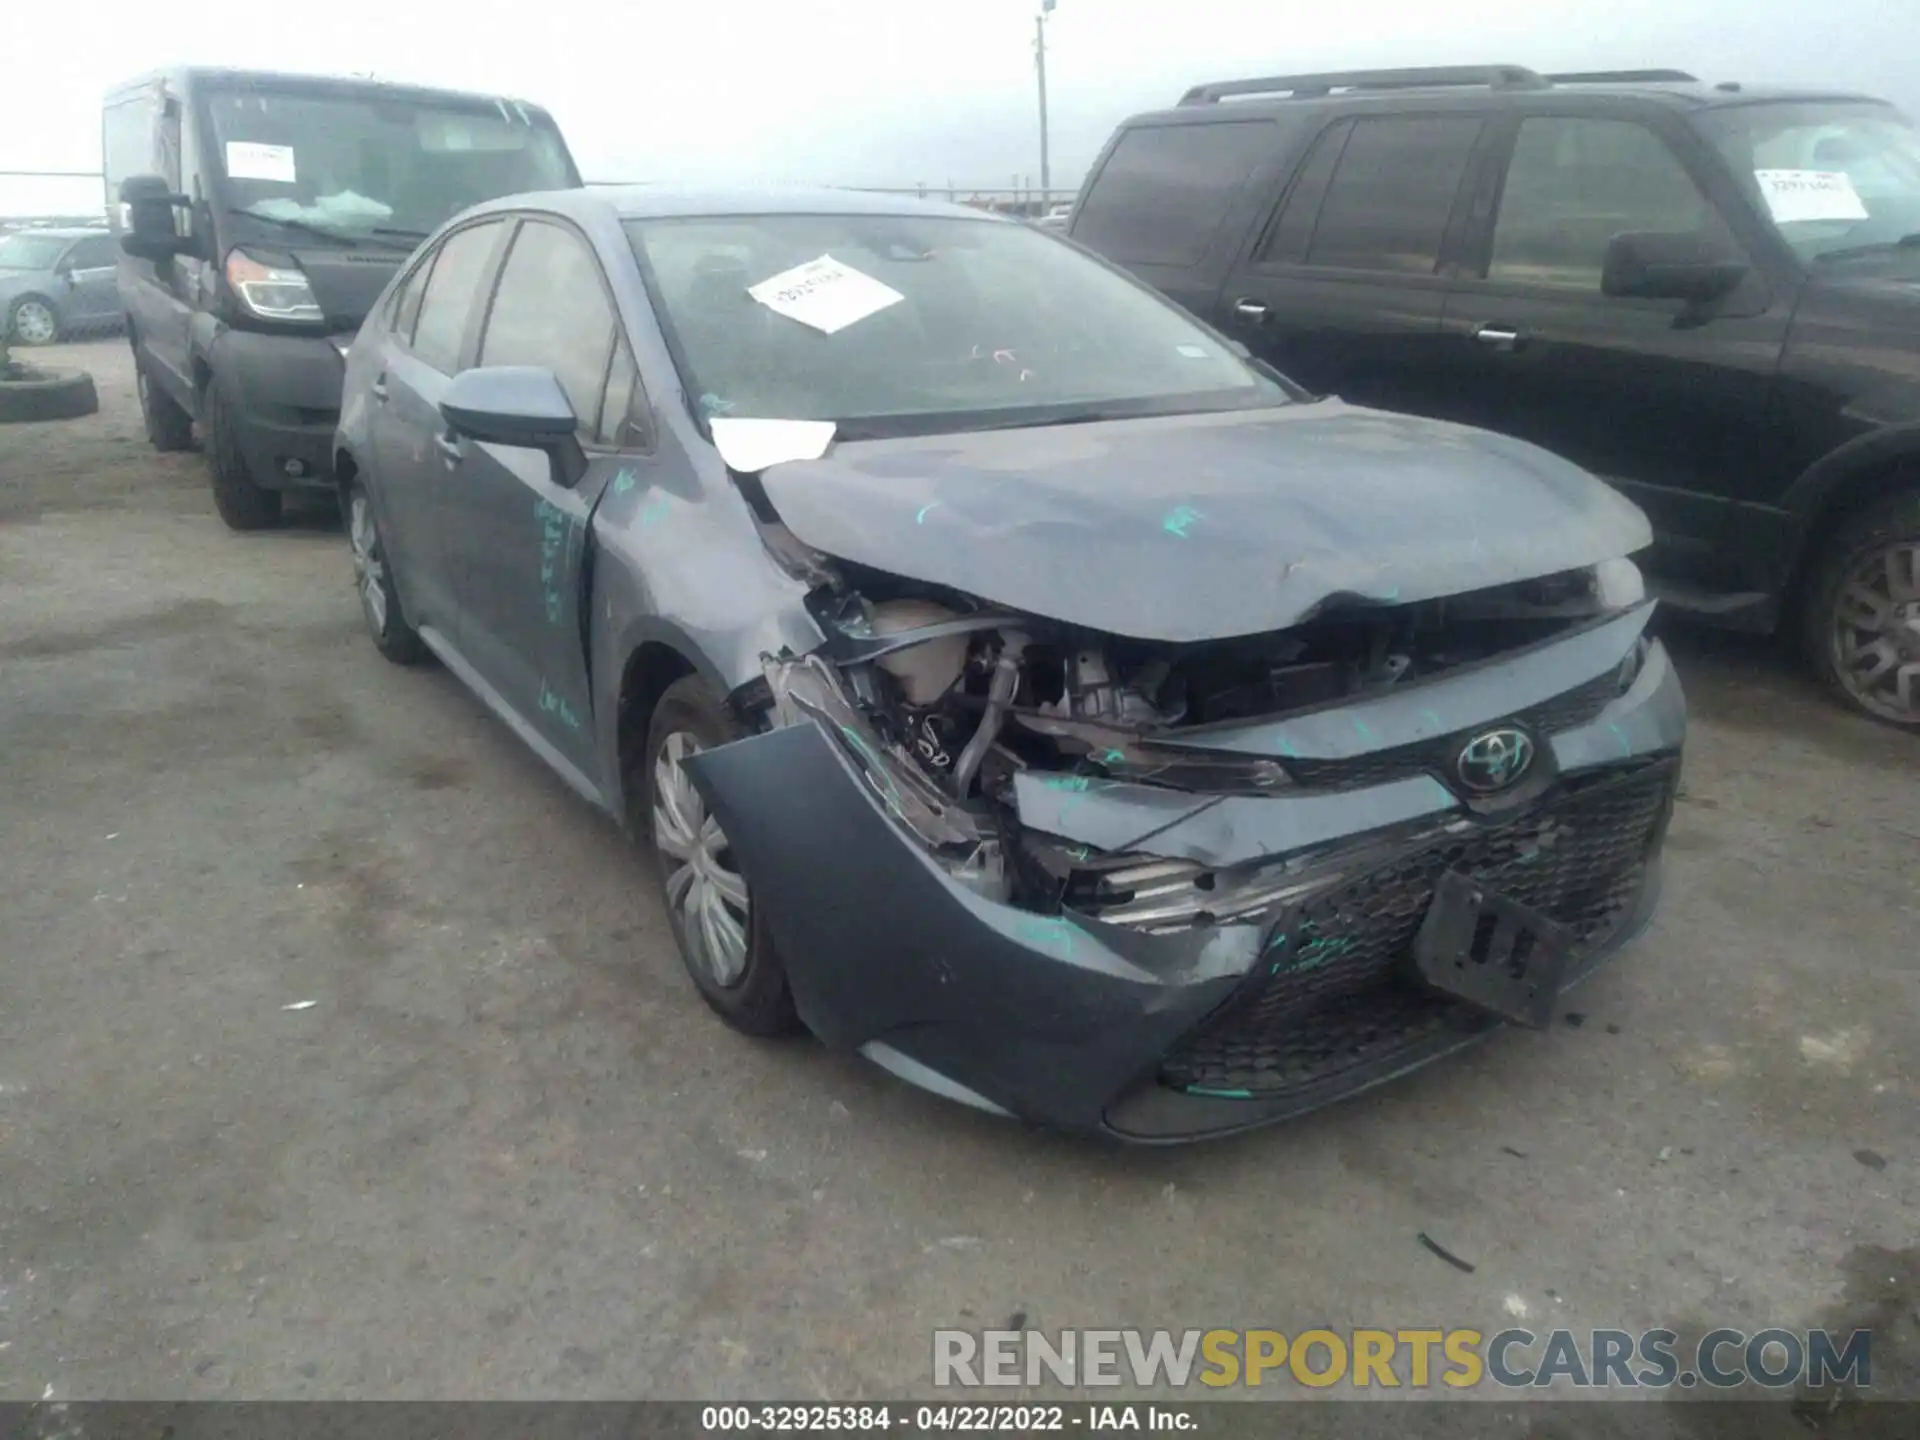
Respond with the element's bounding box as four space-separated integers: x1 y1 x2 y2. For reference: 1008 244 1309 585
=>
4 0 1917 215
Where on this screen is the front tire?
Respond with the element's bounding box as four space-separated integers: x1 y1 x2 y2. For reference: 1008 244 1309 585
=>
203 380 283 530
347 483 428 666
6 295 59 345
1801 489 1920 730
641 677 800 1036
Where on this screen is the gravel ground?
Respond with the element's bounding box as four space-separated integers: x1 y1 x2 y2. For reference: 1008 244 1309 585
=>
1 340 1915 1426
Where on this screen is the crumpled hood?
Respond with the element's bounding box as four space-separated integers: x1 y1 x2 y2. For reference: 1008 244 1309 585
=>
756 401 1653 642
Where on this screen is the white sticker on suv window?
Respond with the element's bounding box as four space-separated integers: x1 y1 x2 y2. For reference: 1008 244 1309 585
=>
225 141 297 183
708 418 837 473
1754 169 1869 224
747 254 905 335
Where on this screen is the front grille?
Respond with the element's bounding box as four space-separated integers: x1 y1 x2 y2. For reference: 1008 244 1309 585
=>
1280 668 1622 790
1158 761 1674 1099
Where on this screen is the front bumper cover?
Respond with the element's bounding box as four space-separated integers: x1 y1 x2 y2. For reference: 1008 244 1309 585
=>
684 627 1685 1143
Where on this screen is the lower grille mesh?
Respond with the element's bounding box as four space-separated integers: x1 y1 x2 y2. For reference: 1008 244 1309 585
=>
1159 762 1674 1099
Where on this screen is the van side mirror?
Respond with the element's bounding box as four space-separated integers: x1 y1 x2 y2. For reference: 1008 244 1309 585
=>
1602 231 1748 304
118 175 190 261
440 365 586 487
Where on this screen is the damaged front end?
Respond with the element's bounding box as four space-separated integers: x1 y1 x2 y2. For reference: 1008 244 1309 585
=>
684 556 1684 1141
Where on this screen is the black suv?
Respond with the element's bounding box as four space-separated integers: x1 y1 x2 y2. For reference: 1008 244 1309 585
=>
1069 65 1920 729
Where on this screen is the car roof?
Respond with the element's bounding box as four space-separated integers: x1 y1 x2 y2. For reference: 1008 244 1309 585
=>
4 227 107 241
1122 67 1893 128
464 185 1011 225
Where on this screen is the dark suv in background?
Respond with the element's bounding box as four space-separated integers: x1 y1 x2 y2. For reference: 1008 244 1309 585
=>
1069 65 1920 729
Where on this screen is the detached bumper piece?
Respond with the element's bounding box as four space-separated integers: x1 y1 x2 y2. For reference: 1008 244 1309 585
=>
1130 759 1675 1128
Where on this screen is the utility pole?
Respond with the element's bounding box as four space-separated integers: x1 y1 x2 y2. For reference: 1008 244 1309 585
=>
1035 0 1055 199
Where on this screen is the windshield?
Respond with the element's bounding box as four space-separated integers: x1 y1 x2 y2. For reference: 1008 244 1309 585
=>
1699 102 1920 263
0 234 71 270
625 213 1287 440
204 88 578 242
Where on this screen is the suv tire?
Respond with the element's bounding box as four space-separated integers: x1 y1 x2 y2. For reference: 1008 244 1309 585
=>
203 379 283 530
1801 487 1920 730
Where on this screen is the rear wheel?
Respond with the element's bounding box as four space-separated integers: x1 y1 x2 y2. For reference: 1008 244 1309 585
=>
1801 489 1920 730
641 677 799 1036
203 380 283 530
347 483 428 665
136 359 195 452
6 296 59 345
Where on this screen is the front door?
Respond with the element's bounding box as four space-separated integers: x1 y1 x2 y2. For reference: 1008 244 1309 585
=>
444 216 639 778
1215 112 1493 415
61 236 122 325
1435 112 1792 586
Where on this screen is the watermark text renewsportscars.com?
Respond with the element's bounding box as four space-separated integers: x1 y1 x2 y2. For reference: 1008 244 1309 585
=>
932 1327 1873 1392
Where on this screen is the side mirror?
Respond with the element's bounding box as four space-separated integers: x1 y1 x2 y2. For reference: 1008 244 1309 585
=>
439 366 585 486
118 174 189 261
1602 231 1748 304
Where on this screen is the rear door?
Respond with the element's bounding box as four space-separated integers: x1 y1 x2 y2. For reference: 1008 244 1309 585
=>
1215 112 1494 412
1436 110 1791 585
366 217 509 639
446 215 643 775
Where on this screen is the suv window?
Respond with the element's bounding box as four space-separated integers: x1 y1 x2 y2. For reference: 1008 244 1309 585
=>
1073 121 1278 267
478 219 626 442
1489 117 1729 289
1304 116 1482 274
410 220 504 373
1258 120 1352 264
386 256 429 341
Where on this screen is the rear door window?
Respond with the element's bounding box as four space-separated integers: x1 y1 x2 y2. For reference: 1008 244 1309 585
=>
1072 120 1278 267
1301 116 1484 274
409 219 505 374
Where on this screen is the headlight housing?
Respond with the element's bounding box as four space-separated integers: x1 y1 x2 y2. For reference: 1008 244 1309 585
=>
224 248 323 324
1592 556 1646 610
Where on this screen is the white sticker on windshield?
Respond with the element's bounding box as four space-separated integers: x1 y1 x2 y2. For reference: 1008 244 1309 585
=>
747 254 905 335
709 417 838 473
225 142 298 183
1754 169 1869 224
1175 344 1211 359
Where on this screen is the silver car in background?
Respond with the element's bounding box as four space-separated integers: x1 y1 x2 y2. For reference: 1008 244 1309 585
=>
0 228 123 345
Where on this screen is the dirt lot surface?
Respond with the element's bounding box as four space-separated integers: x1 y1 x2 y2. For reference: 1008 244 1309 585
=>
2 341 1915 1425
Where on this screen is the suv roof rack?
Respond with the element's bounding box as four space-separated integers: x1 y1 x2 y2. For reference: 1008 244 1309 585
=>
1178 65 1548 106
1545 69 1699 84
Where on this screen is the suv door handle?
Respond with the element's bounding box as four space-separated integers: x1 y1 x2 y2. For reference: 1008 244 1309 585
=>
1232 298 1269 321
432 432 465 467
1473 325 1523 352
370 375 389 402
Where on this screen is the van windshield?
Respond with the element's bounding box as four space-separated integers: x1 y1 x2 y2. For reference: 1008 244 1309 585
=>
205 88 577 242
627 212 1288 440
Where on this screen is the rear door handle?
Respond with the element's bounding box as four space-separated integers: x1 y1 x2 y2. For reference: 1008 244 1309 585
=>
370 375 389 402
1232 298 1269 321
1473 325 1523 352
432 432 464 467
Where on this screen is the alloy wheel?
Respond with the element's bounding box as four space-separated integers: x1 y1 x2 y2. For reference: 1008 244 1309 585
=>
348 492 390 636
652 731 750 987
11 300 56 345
1830 538 1920 724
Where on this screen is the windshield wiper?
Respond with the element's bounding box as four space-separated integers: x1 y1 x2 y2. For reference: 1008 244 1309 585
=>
233 208 363 245
1813 232 1920 264
368 227 431 244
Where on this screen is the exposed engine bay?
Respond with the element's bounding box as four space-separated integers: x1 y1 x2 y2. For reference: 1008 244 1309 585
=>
749 556 1646 923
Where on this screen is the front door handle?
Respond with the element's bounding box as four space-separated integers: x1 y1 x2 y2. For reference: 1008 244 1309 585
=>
432 432 464 467
370 375 389 402
1232 298 1269 321
1473 325 1523 352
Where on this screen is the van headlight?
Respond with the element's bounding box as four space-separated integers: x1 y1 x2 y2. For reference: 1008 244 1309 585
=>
1593 557 1646 610
224 248 323 323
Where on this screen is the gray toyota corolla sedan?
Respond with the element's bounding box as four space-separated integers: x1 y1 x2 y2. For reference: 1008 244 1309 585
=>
332 186 1685 1142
